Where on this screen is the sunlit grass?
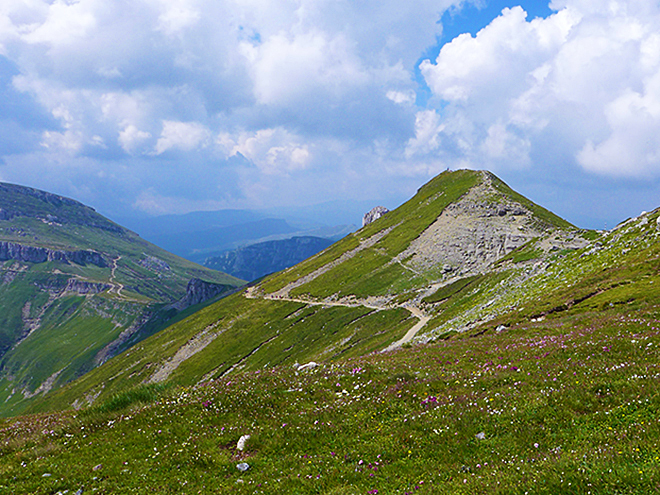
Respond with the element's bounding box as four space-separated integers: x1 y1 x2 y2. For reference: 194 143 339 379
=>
1 309 658 494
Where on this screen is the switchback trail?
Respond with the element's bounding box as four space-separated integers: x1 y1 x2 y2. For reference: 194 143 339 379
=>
109 256 126 298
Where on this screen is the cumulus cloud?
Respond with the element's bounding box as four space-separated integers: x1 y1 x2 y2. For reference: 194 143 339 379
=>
154 121 211 155
0 0 468 213
420 1 660 177
119 125 152 154
218 128 311 175
2 0 660 227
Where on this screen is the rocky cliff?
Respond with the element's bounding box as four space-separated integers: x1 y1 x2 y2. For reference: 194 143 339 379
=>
0 241 108 268
205 236 334 282
172 278 234 311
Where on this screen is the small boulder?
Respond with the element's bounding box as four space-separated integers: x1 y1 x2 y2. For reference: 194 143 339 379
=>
362 206 389 227
237 435 250 451
297 362 319 372
236 462 250 472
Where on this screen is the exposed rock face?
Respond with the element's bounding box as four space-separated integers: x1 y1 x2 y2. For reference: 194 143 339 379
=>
64 279 111 295
362 206 389 227
392 172 552 277
0 241 108 268
172 278 231 311
205 236 333 282
139 255 171 272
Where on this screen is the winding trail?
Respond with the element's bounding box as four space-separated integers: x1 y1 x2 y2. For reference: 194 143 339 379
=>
242 227 434 351
109 255 126 298
245 286 430 351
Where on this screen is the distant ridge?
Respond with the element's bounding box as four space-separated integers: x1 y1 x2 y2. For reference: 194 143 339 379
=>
205 236 334 281
0 181 244 417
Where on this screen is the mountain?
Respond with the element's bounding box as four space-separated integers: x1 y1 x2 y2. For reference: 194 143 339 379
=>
0 182 244 416
3 169 660 493
115 209 356 263
34 169 585 410
204 236 335 282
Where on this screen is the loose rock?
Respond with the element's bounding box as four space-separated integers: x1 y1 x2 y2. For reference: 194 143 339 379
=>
297 361 319 372
237 435 250 451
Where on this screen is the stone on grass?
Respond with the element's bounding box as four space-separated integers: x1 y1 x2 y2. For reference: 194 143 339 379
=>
476 432 486 440
236 462 250 472
297 362 319 372
237 434 250 451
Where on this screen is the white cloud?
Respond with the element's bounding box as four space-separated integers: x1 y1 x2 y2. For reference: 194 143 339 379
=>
41 130 83 153
4 0 660 225
155 0 201 36
154 121 210 154
386 89 416 105
419 1 660 177
218 128 311 174
243 31 370 105
119 125 152 154
405 110 443 158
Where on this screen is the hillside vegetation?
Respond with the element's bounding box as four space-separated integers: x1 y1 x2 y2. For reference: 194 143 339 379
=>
0 308 657 494
2 170 659 493
0 182 243 417
31 170 585 412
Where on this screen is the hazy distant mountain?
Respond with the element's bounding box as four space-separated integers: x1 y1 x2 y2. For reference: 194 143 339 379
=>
115 208 357 263
205 236 334 282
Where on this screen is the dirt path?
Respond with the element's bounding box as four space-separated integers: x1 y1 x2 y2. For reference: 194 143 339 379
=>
381 308 431 352
245 286 431 351
270 227 394 299
109 256 125 298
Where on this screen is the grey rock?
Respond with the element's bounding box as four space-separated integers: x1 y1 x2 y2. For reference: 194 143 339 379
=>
139 256 171 273
170 278 231 311
297 361 319 372
0 241 108 268
236 462 250 472
362 206 389 227
236 435 250 451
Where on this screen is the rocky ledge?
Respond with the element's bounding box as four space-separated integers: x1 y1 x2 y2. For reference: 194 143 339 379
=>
0 241 108 268
171 278 233 311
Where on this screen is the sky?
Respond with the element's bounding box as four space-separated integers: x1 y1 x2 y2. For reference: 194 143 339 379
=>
1 0 660 230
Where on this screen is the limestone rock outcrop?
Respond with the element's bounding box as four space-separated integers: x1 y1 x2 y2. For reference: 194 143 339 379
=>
362 206 389 227
172 278 231 311
0 241 108 268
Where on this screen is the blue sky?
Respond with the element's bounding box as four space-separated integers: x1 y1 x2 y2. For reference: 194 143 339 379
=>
1 0 660 229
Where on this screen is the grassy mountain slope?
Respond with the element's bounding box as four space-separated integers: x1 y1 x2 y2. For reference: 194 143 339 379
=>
3 169 660 493
1 304 658 494
33 169 584 413
0 182 243 417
